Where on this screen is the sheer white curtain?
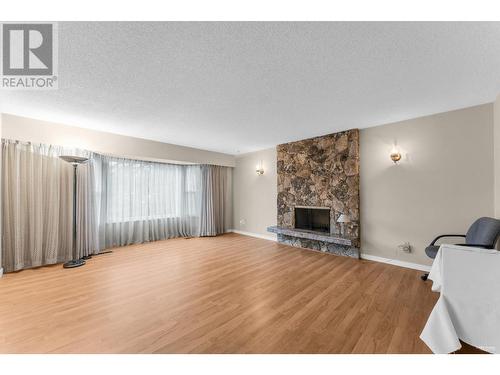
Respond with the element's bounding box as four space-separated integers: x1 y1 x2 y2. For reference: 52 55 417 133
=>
1 140 89 272
76 159 100 258
1 139 233 272
96 156 203 248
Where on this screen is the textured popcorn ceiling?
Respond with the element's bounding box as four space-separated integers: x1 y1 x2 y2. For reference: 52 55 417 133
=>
1 22 500 154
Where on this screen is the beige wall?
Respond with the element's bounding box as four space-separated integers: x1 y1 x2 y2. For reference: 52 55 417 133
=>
232 104 494 267
360 104 494 266
1 113 235 167
1 103 497 269
232 148 277 239
494 95 500 218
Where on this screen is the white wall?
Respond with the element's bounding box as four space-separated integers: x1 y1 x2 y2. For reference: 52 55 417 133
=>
1 113 235 167
232 148 277 239
232 104 495 267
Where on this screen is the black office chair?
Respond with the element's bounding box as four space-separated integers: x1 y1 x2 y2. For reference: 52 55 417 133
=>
421 217 500 281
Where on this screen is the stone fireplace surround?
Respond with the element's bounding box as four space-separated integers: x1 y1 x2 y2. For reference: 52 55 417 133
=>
268 129 360 258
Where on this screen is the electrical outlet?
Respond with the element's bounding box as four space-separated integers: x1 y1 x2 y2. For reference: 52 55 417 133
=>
240 219 246 226
398 242 412 253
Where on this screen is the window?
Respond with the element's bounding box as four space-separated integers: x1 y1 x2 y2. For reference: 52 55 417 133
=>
105 158 201 223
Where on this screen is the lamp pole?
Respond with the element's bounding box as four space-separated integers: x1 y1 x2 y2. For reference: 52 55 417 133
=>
59 156 89 268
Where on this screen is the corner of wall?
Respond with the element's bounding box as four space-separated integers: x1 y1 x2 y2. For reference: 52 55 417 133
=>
494 94 500 218
0 112 2 276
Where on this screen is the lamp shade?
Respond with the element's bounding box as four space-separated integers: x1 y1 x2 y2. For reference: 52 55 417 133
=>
59 155 88 166
337 214 349 223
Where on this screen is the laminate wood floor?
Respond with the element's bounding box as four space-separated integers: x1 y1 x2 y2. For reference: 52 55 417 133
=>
0 233 439 353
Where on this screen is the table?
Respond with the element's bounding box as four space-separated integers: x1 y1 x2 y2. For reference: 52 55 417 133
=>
420 244 500 353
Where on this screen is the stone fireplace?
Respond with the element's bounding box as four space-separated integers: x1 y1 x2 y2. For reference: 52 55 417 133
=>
268 129 360 258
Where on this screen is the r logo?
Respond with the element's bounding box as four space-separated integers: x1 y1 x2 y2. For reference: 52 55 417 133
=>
2 23 53 76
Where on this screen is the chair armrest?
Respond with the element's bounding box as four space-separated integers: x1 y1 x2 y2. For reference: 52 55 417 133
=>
430 234 466 246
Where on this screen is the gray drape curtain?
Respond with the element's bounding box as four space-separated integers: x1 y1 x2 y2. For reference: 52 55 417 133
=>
1 139 232 273
200 165 231 236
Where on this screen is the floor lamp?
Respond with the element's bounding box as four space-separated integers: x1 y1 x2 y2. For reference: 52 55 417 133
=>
59 155 89 269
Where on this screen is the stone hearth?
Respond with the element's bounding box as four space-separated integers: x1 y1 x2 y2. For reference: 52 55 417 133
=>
267 226 359 258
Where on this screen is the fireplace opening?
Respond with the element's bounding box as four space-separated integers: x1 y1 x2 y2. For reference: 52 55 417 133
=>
294 206 330 233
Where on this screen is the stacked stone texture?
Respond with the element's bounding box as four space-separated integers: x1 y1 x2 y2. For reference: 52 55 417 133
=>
276 129 360 256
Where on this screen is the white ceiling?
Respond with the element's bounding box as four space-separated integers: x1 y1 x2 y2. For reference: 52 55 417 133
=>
2 22 500 154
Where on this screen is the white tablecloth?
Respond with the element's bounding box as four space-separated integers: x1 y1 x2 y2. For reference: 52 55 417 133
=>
420 244 500 353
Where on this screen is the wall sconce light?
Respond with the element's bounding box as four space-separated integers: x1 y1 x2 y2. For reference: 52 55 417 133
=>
256 160 264 175
390 145 401 164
